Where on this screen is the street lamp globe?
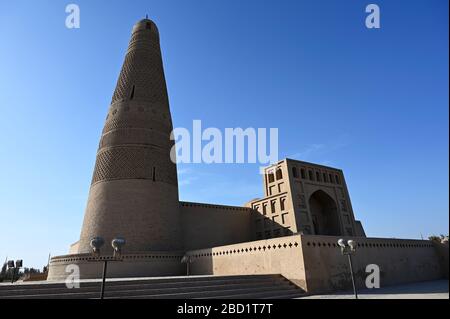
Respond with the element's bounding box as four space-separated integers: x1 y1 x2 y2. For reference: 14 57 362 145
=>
90 237 105 256
337 238 346 248
111 237 126 258
348 240 357 251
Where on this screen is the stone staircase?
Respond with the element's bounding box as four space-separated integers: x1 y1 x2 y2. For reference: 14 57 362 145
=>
0 274 305 299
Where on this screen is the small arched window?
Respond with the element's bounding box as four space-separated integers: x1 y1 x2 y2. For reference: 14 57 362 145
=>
130 85 135 100
276 169 283 180
300 168 306 179
292 167 298 178
280 198 286 211
335 174 341 184
271 200 276 213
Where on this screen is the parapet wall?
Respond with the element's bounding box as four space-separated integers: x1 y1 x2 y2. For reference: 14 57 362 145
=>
47 251 185 281
432 241 449 279
186 234 447 293
186 235 307 289
301 235 444 293
180 202 255 251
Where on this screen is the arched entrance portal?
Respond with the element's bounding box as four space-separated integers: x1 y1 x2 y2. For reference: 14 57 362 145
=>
309 190 341 236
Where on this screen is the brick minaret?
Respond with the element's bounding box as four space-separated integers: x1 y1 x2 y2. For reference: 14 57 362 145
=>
77 19 182 253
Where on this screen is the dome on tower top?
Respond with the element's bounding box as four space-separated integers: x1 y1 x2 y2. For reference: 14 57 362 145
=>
132 18 159 34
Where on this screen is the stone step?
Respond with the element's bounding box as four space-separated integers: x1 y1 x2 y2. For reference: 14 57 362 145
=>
261 291 308 299
210 289 306 299
110 285 300 299
0 274 304 299
0 277 282 297
0 274 281 292
1 281 292 299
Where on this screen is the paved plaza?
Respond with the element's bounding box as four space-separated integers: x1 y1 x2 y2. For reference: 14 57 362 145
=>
300 280 449 299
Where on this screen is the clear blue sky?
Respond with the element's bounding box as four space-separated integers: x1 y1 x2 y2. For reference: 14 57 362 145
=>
0 0 448 268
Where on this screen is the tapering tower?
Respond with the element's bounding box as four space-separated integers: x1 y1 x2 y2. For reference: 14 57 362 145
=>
77 19 182 253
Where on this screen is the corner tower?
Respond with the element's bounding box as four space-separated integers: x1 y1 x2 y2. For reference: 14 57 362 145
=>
77 19 182 253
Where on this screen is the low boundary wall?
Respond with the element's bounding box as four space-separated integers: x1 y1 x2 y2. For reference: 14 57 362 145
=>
187 234 447 293
47 251 185 281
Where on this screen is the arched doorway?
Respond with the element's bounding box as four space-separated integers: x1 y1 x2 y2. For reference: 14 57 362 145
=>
309 190 341 236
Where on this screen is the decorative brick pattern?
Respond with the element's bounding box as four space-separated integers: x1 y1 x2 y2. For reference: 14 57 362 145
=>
91 146 177 185
188 238 434 260
188 240 300 259
111 49 168 104
51 252 183 264
128 31 161 52
99 128 172 149
102 115 170 135
180 201 252 212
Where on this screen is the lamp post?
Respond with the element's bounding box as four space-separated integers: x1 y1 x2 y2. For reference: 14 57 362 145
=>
7 260 15 283
7 260 22 284
181 255 193 276
337 239 358 299
89 236 126 299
